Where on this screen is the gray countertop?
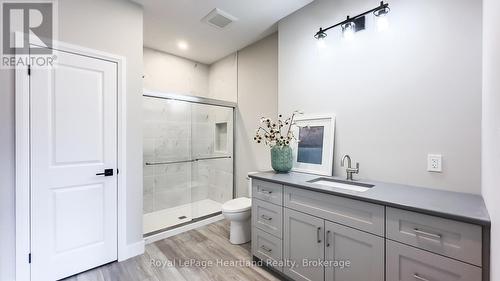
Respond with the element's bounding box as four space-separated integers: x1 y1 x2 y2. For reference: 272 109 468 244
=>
249 171 491 226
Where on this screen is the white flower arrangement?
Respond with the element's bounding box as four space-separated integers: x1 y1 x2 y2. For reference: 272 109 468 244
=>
254 111 303 147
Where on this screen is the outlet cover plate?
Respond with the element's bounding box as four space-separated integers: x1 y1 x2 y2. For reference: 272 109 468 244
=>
427 154 442 173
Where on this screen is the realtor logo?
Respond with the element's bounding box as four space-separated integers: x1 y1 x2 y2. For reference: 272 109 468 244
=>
2 1 53 55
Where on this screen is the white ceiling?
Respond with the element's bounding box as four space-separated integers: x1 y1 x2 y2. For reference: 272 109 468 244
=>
134 0 314 64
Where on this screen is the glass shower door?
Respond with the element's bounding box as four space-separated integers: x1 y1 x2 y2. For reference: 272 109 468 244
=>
143 97 193 234
190 103 234 220
143 94 234 236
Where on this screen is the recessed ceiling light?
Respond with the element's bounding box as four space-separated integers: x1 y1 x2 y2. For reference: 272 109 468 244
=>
177 41 189 50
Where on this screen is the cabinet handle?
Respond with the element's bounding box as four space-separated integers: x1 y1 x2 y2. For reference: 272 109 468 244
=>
261 215 272 221
317 227 322 243
413 274 430 281
326 230 331 247
414 228 442 239
260 245 272 252
260 189 272 194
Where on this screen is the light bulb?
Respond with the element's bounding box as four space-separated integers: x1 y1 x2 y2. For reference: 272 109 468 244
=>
375 15 389 32
342 21 355 40
316 37 326 48
374 4 390 32
314 29 327 48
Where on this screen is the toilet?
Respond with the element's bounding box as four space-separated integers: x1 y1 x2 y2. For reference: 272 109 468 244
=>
222 173 256 244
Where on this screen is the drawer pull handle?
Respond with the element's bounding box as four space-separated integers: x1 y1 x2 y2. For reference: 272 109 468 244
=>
317 227 322 243
413 274 430 281
414 228 442 239
260 189 272 194
260 245 272 252
326 230 331 247
261 215 272 221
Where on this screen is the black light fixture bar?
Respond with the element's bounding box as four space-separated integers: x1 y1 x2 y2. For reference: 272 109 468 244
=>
315 1 389 39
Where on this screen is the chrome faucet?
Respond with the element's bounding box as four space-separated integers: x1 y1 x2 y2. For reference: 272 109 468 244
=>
341 154 359 181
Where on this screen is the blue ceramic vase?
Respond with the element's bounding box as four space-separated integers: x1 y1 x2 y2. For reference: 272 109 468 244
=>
271 145 293 173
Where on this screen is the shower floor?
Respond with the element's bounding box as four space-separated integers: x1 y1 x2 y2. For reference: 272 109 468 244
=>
143 199 223 234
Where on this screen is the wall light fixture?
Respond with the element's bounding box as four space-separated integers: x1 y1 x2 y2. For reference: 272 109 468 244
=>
314 1 390 40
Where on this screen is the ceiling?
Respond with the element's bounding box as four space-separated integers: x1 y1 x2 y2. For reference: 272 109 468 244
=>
134 0 314 64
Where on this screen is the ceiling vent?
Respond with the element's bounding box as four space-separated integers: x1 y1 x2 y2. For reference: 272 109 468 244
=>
201 8 237 29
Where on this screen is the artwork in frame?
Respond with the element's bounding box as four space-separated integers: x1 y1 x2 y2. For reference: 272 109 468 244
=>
291 114 335 176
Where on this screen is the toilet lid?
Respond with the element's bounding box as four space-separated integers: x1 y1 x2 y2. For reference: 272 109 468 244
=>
222 197 251 213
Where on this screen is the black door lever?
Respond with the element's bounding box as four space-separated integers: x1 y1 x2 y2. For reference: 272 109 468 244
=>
96 169 114 176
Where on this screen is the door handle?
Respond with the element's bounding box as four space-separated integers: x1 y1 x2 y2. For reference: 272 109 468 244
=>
413 228 442 239
260 245 272 252
413 274 430 281
96 169 114 176
317 227 322 243
326 230 331 247
261 215 272 221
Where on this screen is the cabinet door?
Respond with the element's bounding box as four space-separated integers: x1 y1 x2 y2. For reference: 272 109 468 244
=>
325 221 384 281
386 240 482 281
283 208 325 281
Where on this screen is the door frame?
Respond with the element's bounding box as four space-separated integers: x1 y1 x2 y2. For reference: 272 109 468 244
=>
14 33 130 281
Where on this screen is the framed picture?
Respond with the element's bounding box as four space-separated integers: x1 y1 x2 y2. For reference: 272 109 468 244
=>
291 114 335 176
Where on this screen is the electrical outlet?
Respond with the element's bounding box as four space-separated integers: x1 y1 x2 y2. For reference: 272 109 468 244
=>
427 154 442 173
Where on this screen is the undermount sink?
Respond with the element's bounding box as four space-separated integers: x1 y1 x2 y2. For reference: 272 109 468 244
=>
307 177 375 192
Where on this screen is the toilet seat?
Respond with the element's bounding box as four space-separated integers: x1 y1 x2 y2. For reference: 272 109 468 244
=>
222 197 251 213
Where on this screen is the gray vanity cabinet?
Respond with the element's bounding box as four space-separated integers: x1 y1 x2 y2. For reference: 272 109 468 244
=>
283 208 385 281
324 221 384 281
283 208 325 281
251 176 487 281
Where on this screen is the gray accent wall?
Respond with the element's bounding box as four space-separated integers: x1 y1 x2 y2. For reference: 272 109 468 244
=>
278 0 482 194
235 33 279 197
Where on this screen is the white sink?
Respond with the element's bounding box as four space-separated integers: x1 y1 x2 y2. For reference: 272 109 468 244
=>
308 178 374 192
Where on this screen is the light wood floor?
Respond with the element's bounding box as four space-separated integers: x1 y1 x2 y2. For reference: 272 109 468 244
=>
63 221 281 281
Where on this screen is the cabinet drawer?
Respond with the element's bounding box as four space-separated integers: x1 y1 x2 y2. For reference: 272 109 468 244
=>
252 198 282 238
252 180 283 205
284 186 385 236
386 240 481 281
386 207 482 266
252 227 283 272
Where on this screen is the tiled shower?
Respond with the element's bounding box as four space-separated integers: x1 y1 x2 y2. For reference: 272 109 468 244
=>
143 94 234 235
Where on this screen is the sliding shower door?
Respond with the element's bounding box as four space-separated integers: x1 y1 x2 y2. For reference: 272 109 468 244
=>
143 94 234 235
143 97 193 234
191 103 234 220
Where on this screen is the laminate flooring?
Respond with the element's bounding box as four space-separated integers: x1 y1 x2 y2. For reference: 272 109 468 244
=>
63 221 281 281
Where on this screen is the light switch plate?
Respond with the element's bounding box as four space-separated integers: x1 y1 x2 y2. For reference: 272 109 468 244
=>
427 154 442 172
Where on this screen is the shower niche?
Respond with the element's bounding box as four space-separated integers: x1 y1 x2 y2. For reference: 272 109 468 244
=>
215 122 228 153
142 93 234 236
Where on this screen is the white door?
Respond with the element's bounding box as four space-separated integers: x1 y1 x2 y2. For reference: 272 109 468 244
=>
30 48 118 280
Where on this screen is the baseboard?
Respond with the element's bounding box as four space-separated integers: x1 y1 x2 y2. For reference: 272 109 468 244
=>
144 214 225 244
118 239 145 262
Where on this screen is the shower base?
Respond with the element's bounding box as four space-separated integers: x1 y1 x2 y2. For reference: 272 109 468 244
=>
143 199 222 234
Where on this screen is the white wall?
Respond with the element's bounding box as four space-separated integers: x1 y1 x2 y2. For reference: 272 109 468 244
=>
143 48 238 102
482 0 500 279
0 59 16 281
279 0 482 193
209 53 238 102
59 0 144 248
0 1 144 279
143 47 209 97
236 33 279 197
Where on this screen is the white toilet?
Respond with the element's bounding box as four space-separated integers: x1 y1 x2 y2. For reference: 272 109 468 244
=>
222 173 255 244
